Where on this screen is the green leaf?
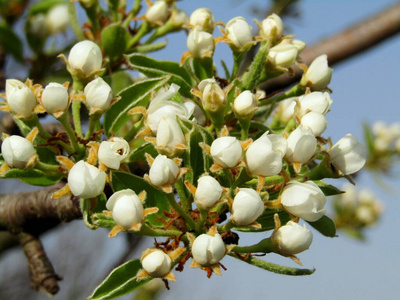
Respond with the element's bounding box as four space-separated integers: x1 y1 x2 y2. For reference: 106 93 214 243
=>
127 54 194 97
88 259 151 300
111 171 171 226
315 181 344 196
363 122 374 154
229 253 315 276
129 142 158 162
92 213 116 228
104 77 167 136
109 71 133 94
0 24 23 61
36 147 58 165
28 0 67 15
307 215 337 237
234 208 291 232
101 23 129 61
0 168 62 186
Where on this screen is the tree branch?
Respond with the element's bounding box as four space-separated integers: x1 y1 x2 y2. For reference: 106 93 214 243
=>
262 2 400 92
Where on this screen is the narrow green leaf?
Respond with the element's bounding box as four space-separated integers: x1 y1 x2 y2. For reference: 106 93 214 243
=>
229 253 315 276
88 259 151 300
315 181 344 196
0 168 62 186
104 77 167 136
307 215 337 237
111 171 171 226
101 23 129 61
363 122 374 153
234 208 291 232
92 213 116 228
129 142 158 162
127 54 194 97
109 71 133 94
0 24 23 61
28 0 67 15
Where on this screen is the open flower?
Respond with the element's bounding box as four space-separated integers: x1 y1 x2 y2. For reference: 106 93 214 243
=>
68 161 106 198
98 137 130 169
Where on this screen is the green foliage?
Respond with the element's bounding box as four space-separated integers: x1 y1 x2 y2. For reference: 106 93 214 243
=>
101 24 129 61
307 215 337 237
0 23 23 61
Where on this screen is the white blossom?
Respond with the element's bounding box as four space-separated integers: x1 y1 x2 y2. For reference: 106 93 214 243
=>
225 17 253 52
5 79 37 119
300 111 327 136
156 116 185 155
210 136 242 168
98 137 130 169
40 82 69 115
68 161 106 198
141 249 172 278
198 78 226 114
145 0 169 25
300 54 333 90
68 40 102 77
1 136 36 169
194 176 222 210
267 44 298 68
84 77 113 113
260 13 284 40
233 90 257 119
191 233 225 266
148 154 179 188
189 8 214 33
232 188 264 226
187 27 215 59
46 4 69 34
272 221 313 255
285 125 317 164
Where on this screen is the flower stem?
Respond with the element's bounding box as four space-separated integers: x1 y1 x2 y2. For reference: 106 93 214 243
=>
242 41 270 91
85 112 101 140
72 79 84 138
218 220 234 232
258 84 305 107
127 21 150 48
176 179 191 212
58 112 81 154
231 51 245 81
232 238 273 254
35 161 60 172
166 193 196 230
139 224 183 237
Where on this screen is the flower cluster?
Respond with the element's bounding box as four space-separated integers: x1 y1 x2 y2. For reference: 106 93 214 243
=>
0 2 369 298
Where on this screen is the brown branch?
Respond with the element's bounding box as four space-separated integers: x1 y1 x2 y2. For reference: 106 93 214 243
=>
0 185 81 234
18 232 62 295
263 2 400 92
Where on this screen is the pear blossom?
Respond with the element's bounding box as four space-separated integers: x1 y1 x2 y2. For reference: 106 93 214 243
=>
189 8 214 33
68 161 106 198
194 176 223 210
40 82 69 115
300 54 333 90
148 154 179 188
267 44 298 69
298 92 332 116
1 136 36 169
246 133 287 177
141 249 172 278
285 125 317 165
232 188 264 226
233 90 257 119
300 111 327 136
84 77 113 114
145 0 169 25
225 17 253 52
156 116 185 156
260 13 284 41
46 4 69 34
210 136 242 168
5 79 37 119
187 27 215 59
272 221 313 255
329 134 367 175
191 233 226 266
68 40 102 77
198 78 226 114
98 137 130 169
281 181 327 222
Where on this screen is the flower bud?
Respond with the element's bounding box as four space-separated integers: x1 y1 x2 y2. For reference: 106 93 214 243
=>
84 77 113 114
300 54 333 90
291 39 306 53
145 0 169 26
169 9 188 29
5 79 37 119
191 233 225 266
281 181 327 222
98 137 130 169
106 189 143 230
225 17 253 52
267 44 298 69
1 136 36 169
149 154 179 188
68 160 106 198
210 136 242 168
40 82 69 115
187 27 215 59
300 111 327 137
29 14 48 38
329 134 367 175
298 92 332 117
189 8 214 33
246 133 287 177
194 176 222 210
232 188 264 226
68 40 102 77
260 13 284 41
156 116 185 156
272 221 313 255
141 249 172 278
233 90 257 119
46 4 69 34
198 78 226 114
285 124 317 164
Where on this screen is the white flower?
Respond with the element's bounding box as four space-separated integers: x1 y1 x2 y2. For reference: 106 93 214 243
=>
194 176 222 210
84 77 113 114
291 39 306 53
246 133 287 177
260 13 284 40
5 79 37 119
231 188 264 226
198 78 226 114
148 154 179 188
281 181 327 222
233 90 257 119
46 4 69 34
145 0 169 25
156 116 185 156
187 27 215 59
68 40 102 77
225 17 253 52
40 82 69 116
98 137 130 169
1 136 36 169
141 249 172 278
147 84 191 134
300 111 327 136
272 221 313 255
189 8 214 33
329 134 367 175
68 160 106 198
184 99 206 125
191 233 225 266
210 136 242 168
298 92 332 116
267 44 298 69
169 9 188 28
106 189 143 230
285 124 317 164
300 54 333 90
